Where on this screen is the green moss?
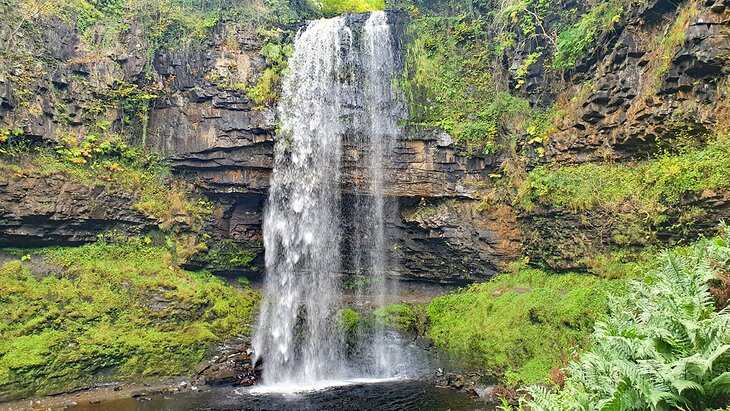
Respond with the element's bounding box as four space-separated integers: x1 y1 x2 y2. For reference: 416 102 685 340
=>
374 304 417 333
426 266 624 385
517 136 730 216
196 240 257 272
0 241 260 400
336 308 362 334
580 248 661 280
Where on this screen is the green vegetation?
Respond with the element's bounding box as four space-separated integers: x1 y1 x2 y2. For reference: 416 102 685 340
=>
521 230 730 411
247 30 295 107
195 240 258 272
3 0 224 61
402 16 548 155
336 308 363 347
0 134 210 230
337 308 362 334
399 0 632 154
427 266 626 385
0 240 260 400
551 1 623 70
374 304 418 333
497 0 624 70
319 0 384 16
517 136 730 218
656 2 699 80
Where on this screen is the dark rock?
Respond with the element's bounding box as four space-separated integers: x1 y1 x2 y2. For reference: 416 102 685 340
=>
44 19 79 61
0 174 156 247
197 338 258 387
544 0 730 165
520 190 730 270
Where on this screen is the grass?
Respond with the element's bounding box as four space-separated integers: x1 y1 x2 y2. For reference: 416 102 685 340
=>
426 266 626 386
0 240 260 400
655 2 699 80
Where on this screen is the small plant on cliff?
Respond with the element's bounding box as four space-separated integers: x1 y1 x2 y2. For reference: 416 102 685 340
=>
552 1 623 70
247 30 294 107
522 232 730 411
654 2 699 81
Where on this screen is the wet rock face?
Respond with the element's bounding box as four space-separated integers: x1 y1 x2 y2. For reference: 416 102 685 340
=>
0 174 154 247
544 0 730 164
141 12 509 283
45 19 80 61
343 129 496 199
392 201 522 283
522 189 730 270
338 196 522 284
195 338 258 387
143 25 279 255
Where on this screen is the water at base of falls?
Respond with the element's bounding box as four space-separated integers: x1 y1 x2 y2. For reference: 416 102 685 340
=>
65 381 490 411
252 11 423 388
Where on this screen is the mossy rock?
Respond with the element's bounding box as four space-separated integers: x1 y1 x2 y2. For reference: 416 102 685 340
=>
0 241 260 401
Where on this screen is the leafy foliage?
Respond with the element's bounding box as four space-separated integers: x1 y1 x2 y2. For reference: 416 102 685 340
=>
496 0 624 70
0 241 260 400
523 229 730 410
247 31 295 107
552 1 623 70
427 266 624 385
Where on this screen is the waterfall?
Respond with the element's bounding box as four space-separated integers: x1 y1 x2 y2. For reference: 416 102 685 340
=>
253 11 414 387
359 11 404 376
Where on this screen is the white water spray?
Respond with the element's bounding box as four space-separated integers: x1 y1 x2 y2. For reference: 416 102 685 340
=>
253 12 419 388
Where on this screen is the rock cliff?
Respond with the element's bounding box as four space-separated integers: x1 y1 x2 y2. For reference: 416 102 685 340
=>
1 0 729 282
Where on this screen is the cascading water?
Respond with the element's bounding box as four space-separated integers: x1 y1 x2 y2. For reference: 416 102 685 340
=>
253 11 420 388
253 16 350 386
357 11 406 376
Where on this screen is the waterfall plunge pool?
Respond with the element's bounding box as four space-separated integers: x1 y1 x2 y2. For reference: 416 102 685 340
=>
66 380 494 411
